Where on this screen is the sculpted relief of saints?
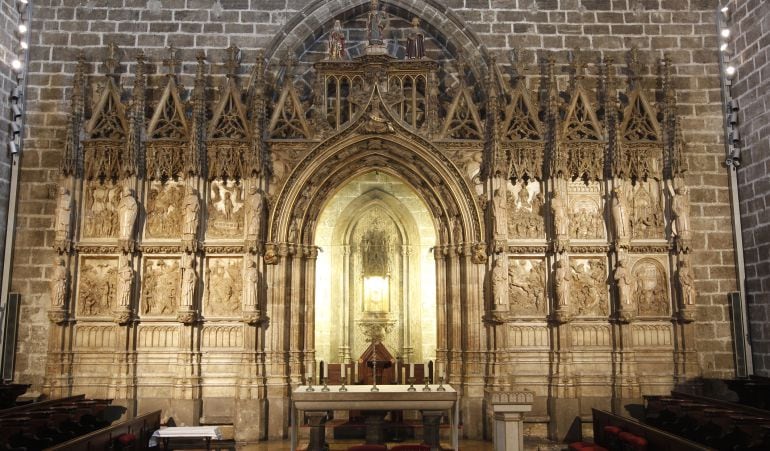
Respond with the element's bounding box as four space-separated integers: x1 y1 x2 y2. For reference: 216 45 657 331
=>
507 182 545 239
205 258 243 317
146 181 184 238
142 259 180 316
570 259 608 317
208 180 245 238
508 259 546 315
82 180 121 238
633 259 668 316
78 259 118 317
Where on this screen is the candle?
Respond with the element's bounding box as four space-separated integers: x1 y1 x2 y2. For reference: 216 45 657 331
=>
423 363 428 382
409 363 414 378
323 362 329 379
354 363 359 382
347 366 352 382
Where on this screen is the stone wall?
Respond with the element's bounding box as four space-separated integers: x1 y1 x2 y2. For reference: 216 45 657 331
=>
11 0 738 389
730 0 770 375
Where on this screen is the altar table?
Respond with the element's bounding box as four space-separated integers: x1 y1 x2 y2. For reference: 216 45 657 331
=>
291 385 459 451
149 426 222 449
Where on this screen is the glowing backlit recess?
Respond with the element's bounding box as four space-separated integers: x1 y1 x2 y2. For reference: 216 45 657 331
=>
314 172 437 364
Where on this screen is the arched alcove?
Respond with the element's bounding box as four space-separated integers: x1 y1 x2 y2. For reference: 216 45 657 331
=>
315 172 437 367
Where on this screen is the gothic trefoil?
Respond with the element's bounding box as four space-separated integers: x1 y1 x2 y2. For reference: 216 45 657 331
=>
267 54 312 140
439 58 484 140
503 49 544 182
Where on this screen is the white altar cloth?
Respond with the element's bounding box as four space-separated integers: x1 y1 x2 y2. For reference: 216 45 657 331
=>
291 385 459 450
148 426 222 447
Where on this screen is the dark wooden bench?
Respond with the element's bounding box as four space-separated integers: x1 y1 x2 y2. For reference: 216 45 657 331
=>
0 394 86 418
44 409 161 451
592 408 714 451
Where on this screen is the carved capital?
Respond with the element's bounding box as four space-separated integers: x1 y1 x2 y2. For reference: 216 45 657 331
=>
242 310 261 325
264 244 279 265
48 309 68 325
176 309 197 325
112 309 132 325
471 243 487 264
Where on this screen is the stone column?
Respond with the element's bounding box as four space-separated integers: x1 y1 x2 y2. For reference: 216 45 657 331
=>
487 391 534 451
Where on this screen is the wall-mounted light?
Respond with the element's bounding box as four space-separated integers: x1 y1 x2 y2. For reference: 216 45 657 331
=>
721 28 731 38
725 65 737 78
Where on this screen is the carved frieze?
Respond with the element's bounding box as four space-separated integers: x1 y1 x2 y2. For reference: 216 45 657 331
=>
77 257 118 317
145 181 185 239
138 325 180 348
207 180 245 239
204 258 243 317
507 258 546 316
632 258 669 317
632 324 673 347
507 181 545 240
75 325 116 349
141 257 180 317
202 325 244 348
81 180 120 239
571 324 611 347
629 180 664 240
570 258 608 317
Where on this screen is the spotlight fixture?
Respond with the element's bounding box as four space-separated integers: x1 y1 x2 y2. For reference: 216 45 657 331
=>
17 22 27 34
725 65 737 77
7 142 18 155
10 59 22 71
720 42 729 52
721 28 730 38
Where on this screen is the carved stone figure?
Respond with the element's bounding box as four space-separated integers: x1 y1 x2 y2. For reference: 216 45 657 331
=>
554 259 570 309
205 259 242 316
208 181 244 238
50 257 68 308
633 260 668 316
183 186 200 236
146 182 184 238
614 259 633 310
493 187 507 238
551 191 570 245
630 182 664 239
328 20 345 60
571 259 607 316
671 185 691 243
118 187 138 250
508 260 546 315
405 17 425 59
117 257 133 309
181 255 197 310
79 260 117 317
611 187 629 243
678 258 695 306
54 187 72 251
491 257 508 307
361 224 390 276
83 181 120 238
246 186 264 239
245 260 259 309
366 0 388 45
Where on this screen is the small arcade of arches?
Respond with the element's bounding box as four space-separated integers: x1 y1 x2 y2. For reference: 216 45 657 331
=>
314 172 438 376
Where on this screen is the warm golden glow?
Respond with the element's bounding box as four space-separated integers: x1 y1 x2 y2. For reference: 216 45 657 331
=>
364 276 389 312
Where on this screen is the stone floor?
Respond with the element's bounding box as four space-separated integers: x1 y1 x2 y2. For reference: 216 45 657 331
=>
230 438 566 450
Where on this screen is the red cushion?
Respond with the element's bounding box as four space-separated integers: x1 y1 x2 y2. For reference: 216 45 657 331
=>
618 431 636 442
116 433 136 445
603 425 622 435
568 442 608 451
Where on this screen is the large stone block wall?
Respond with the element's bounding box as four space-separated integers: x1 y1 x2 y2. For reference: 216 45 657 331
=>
11 0 738 388
730 0 770 375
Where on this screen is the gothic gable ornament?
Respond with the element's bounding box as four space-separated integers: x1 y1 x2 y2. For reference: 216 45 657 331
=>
502 52 544 181
439 61 484 140
267 57 312 140
84 44 132 180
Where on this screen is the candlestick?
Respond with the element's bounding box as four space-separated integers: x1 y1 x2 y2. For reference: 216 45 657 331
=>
339 376 348 392
407 377 416 392
322 377 330 392
437 376 446 392
305 373 315 392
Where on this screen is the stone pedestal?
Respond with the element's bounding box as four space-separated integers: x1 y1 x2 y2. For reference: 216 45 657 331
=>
487 391 534 451
421 410 444 451
364 410 387 444
306 411 328 451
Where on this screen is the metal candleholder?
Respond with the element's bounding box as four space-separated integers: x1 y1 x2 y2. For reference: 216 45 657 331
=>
305 376 315 392
370 360 379 392
407 377 416 392
321 377 330 392
339 376 348 392
422 378 431 391
437 376 446 392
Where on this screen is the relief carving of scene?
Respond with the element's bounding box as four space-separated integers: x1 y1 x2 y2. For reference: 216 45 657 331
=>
507 258 546 315
570 258 608 317
570 198 604 240
77 258 118 317
82 180 121 239
629 180 664 240
207 180 245 238
507 181 544 239
145 181 185 239
142 258 180 316
204 258 242 317
633 259 669 316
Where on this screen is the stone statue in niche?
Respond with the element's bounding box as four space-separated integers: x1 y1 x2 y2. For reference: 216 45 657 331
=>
182 186 200 251
142 259 179 315
118 187 138 252
328 20 345 60
614 258 634 317
146 182 184 238
554 258 570 311
208 180 244 238
571 259 608 317
508 259 546 315
50 256 68 308
244 259 259 309
677 257 696 306
508 182 544 239
205 259 242 317
611 187 630 243
288 216 300 243
54 187 72 252
245 185 264 244
366 0 388 46
551 191 570 244
78 259 117 317
491 256 508 307
406 17 425 59
180 255 197 311
116 256 133 309
361 223 390 276
493 187 508 238
633 260 668 316
630 181 664 239
83 181 120 238
670 183 692 248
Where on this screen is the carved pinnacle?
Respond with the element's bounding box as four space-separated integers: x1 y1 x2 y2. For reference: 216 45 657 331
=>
104 42 120 75
163 44 182 75
569 48 586 80
225 44 241 76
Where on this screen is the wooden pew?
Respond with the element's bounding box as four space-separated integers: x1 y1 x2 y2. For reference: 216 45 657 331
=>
592 408 714 451
44 409 161 451
0 394 86 418
0 383 30 409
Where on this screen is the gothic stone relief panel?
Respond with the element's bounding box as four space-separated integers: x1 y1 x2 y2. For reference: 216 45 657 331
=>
77 256 118 317
570 257 608 317
141 257 180 317
204 257 243 318
627 180 665 240
145 180 185 239
207 180 245 239
137 325 180 349
507 181 545 240
74 325 117 349
631 257 669 317
567 180 605 241
507 258 546 316
82 180 121 239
